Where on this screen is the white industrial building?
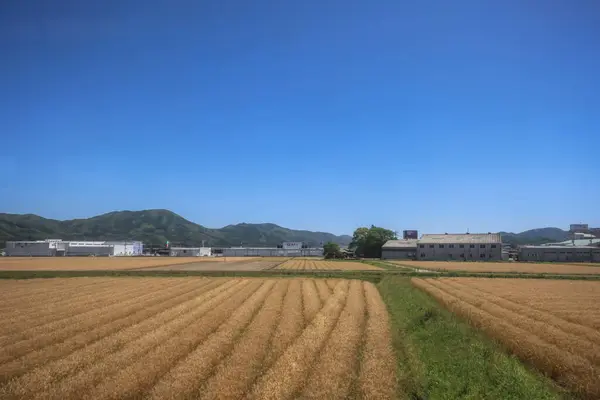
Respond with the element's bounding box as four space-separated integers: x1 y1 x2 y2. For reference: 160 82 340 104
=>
169 247 212 257
4 239 143 257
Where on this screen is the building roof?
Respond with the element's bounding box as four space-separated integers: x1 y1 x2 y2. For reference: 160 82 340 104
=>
419 233 502 244
382 239 418 249
541 238 600 247
521 245 600 250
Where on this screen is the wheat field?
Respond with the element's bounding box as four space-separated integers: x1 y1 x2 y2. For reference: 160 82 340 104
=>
413 278 600 399
274 259 381 270
397 260 600 275
0 257 258 271
0 277 396 399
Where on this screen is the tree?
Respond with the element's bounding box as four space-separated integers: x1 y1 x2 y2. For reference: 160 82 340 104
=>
349 225 397 258
323 241 343 259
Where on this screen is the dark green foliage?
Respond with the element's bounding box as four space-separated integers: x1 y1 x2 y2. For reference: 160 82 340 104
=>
323 241 342 259
349 225 396 258
0 210 352 248
377 276 564 399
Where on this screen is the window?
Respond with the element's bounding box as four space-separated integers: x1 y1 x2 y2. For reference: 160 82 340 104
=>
429 245 434 248
449 254 453 258
449 244 455 248
491 244 497 248
470 244 475 248
480 244 486 249
419 244 424 248
459 253 464 258
439 244 444 249
459 244 464 248
420 253 425 258
480 253 486 258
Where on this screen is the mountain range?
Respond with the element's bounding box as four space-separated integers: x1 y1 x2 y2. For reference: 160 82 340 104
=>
0 210 352 248
0 209 574 248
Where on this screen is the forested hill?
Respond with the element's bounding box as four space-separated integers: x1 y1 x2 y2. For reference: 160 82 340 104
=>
0 210 352 247
500 228 571 245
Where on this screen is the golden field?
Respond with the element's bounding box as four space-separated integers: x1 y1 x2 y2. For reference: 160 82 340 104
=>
413 278 600 399
274 259 381 271
396 260 600 275
0 257 258 271
0 277 396 399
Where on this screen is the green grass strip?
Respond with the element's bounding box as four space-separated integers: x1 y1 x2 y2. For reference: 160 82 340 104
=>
377 276 567 399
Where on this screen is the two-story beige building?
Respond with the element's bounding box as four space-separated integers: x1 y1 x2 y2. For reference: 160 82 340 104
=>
417 233 502 261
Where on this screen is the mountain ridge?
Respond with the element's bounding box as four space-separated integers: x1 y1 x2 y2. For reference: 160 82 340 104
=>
0 209 574 248
0 209 352 247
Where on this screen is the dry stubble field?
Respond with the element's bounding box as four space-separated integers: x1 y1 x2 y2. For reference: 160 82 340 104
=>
274 259 381 271
413 277 600 398
0 277 396 399
0 257 260 271
397 260 600 275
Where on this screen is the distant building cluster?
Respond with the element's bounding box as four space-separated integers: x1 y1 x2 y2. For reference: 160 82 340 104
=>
382 233 502 261
3 240 323 258
5 239 143 257
382 223 600 263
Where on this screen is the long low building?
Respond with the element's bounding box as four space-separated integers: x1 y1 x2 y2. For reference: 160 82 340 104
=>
5 239 143 256
381 239 418 259
519 246 600 263
169 247 212 257
219 247 323 257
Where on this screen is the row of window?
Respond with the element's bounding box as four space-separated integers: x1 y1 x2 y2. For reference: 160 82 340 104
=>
419 244 497 249
420 253 490 258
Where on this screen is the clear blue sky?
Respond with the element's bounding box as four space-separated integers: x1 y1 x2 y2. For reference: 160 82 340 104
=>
1 1 599 235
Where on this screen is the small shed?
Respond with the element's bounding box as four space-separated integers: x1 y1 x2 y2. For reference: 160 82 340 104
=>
381 239 418 260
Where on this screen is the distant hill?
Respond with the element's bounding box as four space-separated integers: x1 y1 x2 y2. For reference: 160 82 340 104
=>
0 210 352 248
500 228 570 246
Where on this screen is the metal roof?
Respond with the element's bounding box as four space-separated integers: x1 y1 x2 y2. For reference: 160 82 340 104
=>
382 239 418 249
521 245 600 250
419 233 502 244
541 239 600 247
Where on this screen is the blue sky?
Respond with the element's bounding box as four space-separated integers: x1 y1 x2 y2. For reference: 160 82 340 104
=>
1 0 599 235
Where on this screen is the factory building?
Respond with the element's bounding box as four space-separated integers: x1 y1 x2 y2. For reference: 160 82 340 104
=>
417 233 502 261
519 246 600 263
4 239 143 256
5 241 55 256
169 247 212 257
381 239 418 260
220 247 323 257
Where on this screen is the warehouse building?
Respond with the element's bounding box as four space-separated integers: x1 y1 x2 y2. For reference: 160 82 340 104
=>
220 247 323 257
5 239 143 256
519 246 600 263
381 239 418 260
417 233 502 261
169 247 212 257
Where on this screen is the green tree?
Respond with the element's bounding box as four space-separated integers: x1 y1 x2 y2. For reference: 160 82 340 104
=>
323 241 343 259
350 225 397 258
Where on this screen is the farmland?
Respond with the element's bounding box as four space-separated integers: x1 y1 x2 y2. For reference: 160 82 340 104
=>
413 277 600 399
0 257 259 271
396 260 600 275
0 277 396 399
274 259 381 271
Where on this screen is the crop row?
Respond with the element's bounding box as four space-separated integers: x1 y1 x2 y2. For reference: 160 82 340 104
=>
412 278 600 399
0 277 396 399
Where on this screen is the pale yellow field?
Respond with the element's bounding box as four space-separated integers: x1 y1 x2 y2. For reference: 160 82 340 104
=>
0 277 396 399
396 260 600 275
0 257 259 271
414 278 600 398
274 259 382 271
